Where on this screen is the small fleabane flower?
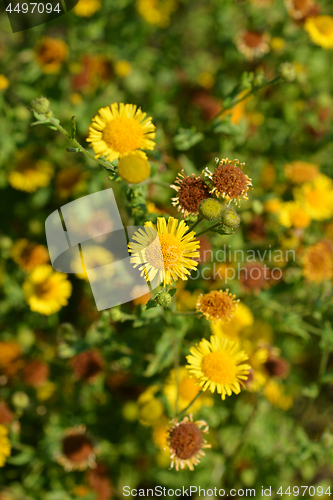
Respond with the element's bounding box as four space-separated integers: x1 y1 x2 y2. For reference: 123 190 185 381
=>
56 425 97 472
74 0 101 17
205 158 252 207
303 240 333 283
35 37 68 74
167 415 211 471
186 335 250 400
87 103 156 163
196 290 239 323
8 155 54 193
284 160 319 183
198 198 223 221
285 0 316 20
305 16 333 49
10 239 49 272
171 170 211 217
279 201 311 229
294 174 333 220
117 154 151 184
234 30 270 60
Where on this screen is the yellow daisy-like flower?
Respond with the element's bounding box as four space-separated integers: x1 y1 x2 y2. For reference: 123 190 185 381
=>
0 425 11 467
137 386 164 426
186 335 250 400
284 160 319 184
163 367 213 414
264 198 283 214
87 103 156 163
167 415 211 471
279 201 311 229
74 0 101 17
129 217 200 286
196 289 239 323
305 16 333 49
136 0 177 28
294 174 333 221
11 239 49 272
8 158 54 193
264 380 293 410
35 37 68 74
211 303 254 341
114 60 132 78
23 265 72 315
0 75 9 91
303 241 333 283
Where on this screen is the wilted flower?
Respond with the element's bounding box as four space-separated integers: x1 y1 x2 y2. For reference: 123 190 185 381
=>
196 290 239 323
171 170 211 217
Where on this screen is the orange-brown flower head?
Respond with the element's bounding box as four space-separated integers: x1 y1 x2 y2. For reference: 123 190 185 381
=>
235 31 270 60
11 239 49 272
196 290 239 323
264 352 290 379
167 415 211 471
205 158 252 207
70 350 104 383
285 0 318 21
23 360 49 387
303 240 333 283
171 170 211 217
57 425 96 471
0 402 14 426
86 463 113 500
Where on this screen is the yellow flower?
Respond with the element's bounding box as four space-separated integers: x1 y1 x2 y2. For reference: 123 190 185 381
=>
284 160 319 184
295 174 333 220
23 265 72 315
35 37 68 74
220 90 252 125
186 335 250 400
114 60 132 78
0 75 9 91
264 198 282 214
0 425 11 467
303 241 333 283
305 16 333 49
211 303 254 340
197 72 215 89
279 201 311 229
87 103 156 162
117 154 151 184
137 386 164 426
37 381 57 401
8 157 54 193
136 0 177 27
270 37 286 52
163 367 213 414
196 290 239 323
11 239 49 272
129 217 200 286
0 342 22 376
264 380 293 410
176 286 203 312
74 0 101 17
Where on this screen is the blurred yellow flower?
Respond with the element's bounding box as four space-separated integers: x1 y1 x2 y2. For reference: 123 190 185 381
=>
0 75 9 91
74 0 101 17
9 157 54 193
197 72 215 89
196 290 239 323
163 367 213 414
270 37 286 52
264 380 293 410
0 425 11 467
137 386 164 426
284 160 319 184
23 265 72 315
279 201 311 229
0 342 22 376
264 198 282 214
117 154 151 184
114 60 132 78
11 239 49 272
35 37 68 74
305 16 333 49
211 303 254 340
37 381 57 401
87 103 156 162
303 241 333 283
220 90 252 125
295 174 333 220
136 0 177 27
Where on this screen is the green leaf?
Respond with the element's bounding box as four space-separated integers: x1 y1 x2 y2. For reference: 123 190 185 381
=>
173 127 204 151
212 118 242 135
69 116 76 139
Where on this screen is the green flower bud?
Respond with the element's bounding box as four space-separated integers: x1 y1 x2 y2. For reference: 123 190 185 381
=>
31 96 51 115
221 207 241 229
156 291 172 309
12 391 30 409
198 198 223 221
278 62 296 83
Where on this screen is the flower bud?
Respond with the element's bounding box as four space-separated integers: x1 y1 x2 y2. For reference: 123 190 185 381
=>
12 391 30 409
278 62 296 83
31 96 51 115
221 207 241 229
155 291 172 309
198 198 223 221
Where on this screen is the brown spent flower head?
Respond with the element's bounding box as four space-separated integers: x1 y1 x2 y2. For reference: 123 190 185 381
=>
240 262 271 293
205 158 252 207
234 30 270 60
196 290 239 323
167 415 211 471
70 350 104 383
57 425 97 471
171 170 211 217
86 463 113 500
0 402 14 426
285 0 318 21
23 360 49 388
10 239 49 272
264 352 290 379
0 342 23 377
303 240 333 283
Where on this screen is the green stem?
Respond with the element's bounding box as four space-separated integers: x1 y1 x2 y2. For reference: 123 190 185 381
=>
49 118 116 173
176 390 203 418
319 350 330 379
185 216 204 235
195 220 227 237
173 311 199 316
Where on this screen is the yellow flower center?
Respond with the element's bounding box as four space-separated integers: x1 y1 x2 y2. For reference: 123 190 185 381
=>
35 278 56 300
201 351 236 384
145 233 183 270
102 117 144 155
315 18 333 36
178 377 200 401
